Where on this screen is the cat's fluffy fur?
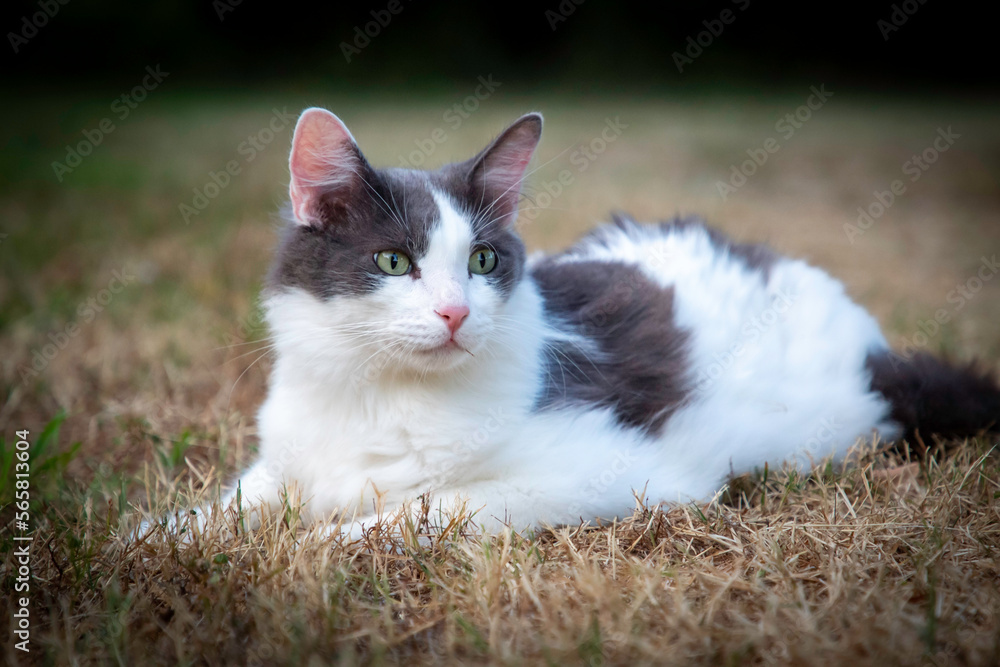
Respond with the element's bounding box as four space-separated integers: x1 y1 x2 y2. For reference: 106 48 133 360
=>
195 109 999 539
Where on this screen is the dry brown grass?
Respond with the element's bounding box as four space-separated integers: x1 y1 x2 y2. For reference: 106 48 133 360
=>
2 93 999 665
9 440 1000 666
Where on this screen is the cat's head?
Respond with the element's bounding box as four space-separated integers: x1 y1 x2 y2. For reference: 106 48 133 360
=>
267 108 542 379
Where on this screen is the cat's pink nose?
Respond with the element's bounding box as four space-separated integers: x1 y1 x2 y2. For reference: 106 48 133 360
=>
435 305 470 335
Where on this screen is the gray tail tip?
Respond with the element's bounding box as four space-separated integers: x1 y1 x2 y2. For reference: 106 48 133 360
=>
867 349 1000 443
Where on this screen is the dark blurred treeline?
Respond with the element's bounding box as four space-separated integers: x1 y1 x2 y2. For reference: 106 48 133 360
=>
1 0 994 94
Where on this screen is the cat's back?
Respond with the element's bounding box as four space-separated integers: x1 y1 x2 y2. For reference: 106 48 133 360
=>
529 216 894 451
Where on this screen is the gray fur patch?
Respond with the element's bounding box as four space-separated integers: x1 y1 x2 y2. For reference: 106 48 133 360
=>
531 257 692 436
268 164 440 298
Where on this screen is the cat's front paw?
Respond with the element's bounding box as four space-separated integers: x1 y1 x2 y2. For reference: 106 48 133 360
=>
343 519 370 542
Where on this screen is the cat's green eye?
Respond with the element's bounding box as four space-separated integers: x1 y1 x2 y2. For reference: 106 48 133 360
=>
469 248 497 275
374 250 411 276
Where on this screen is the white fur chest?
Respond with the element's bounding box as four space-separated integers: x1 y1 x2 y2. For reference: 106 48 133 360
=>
254 283 548 520
257 375 515 518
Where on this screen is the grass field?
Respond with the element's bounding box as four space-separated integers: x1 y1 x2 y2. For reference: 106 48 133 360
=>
2 89 1000 665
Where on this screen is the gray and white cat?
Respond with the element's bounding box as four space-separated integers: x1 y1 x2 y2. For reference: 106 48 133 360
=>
196 108 1000 539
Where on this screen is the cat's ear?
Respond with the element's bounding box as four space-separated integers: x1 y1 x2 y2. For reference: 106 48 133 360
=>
288 107 364 226
467 113 543 227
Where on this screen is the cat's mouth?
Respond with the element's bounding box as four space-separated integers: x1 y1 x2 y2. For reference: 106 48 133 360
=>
418 338 474 357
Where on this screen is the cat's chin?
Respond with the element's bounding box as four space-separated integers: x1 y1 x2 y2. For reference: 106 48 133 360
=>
417 339 472 357
407 339 478 371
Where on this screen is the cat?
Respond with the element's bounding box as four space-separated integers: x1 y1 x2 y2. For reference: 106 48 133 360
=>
157 108 1000 540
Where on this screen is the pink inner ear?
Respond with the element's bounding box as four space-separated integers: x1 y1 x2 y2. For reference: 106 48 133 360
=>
289 108 359 225
473 115 543 222
485 150 534 196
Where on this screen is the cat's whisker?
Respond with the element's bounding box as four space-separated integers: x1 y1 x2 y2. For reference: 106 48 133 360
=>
385 177 408 233
474 205 571 237
218 328 335 365
221 342 281 365
344 165 408 233
401 175 409 222
226 328 360 381
213 337 276 351
217 321 380 358
471 142 576 231
226 345 278 410
350 342 400 379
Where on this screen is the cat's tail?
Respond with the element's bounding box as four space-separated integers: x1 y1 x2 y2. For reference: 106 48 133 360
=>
866 349 1000 446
